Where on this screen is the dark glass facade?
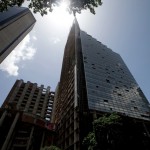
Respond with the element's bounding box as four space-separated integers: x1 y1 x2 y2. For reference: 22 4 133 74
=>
53 19 150 150
80 31 150 121
0 6 36 63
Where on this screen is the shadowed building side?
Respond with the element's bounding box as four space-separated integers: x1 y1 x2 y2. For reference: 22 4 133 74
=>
0 6 36 63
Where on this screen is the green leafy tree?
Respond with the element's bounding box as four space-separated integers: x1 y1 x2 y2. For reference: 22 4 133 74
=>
82 132 97 150
83 113 150 150
93 113 122 150
0 0 102 16
83 113 122 150
41 145 61 150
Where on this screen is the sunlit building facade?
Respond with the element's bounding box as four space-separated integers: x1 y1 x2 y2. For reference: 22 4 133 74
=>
53 19 150 150
0 80 55 150
0 6 36 63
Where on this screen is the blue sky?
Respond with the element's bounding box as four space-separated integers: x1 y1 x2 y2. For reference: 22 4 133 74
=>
0 0 150 106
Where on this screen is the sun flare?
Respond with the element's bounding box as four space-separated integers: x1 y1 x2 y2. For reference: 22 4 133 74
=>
51 0 74 26
59 1 69 11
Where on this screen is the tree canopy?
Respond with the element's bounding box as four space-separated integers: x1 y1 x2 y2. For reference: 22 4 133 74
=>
0 0 102 16
83 113 150 150
83 113 122 150
41 145 61 150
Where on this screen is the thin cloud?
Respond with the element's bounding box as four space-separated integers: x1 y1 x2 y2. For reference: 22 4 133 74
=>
50 37 61 44
0 34 36 76
32 35 37 41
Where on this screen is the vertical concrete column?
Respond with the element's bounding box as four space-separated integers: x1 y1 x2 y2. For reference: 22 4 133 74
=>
40 131 45 149
33 85 43 115
1 112 20 150
74 65 78 108
26 126 34 150
0 110 7 127
93 111 97 120
41 87 50 118
17 81 30 109
74 110 79 150
143 122 150 137
25 83 37 112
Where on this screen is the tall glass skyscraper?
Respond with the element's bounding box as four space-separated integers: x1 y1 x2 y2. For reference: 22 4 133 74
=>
53 19 150 150
81 30 150 121
0 6 36 63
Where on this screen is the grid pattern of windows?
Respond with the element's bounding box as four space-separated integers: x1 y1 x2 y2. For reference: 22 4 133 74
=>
4 80 54 121
80 31 150 121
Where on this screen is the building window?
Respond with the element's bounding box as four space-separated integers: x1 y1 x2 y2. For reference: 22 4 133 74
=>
106 79 110 83
134 107 138 110
104 99 108 103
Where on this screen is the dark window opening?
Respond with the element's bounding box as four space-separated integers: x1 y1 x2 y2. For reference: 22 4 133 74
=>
104 100 108 103
106 79 110 83
134 107 138 110
141 115 149 118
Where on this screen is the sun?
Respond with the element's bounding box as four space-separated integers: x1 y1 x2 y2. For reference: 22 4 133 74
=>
50 0 74 27
59 1 69 11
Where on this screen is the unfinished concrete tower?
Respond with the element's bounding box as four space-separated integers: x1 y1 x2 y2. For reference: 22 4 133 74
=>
0 79 55 150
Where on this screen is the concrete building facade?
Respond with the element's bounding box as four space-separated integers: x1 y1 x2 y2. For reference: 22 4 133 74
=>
0 6 36 63
52 19 150 150
0 80 55 150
